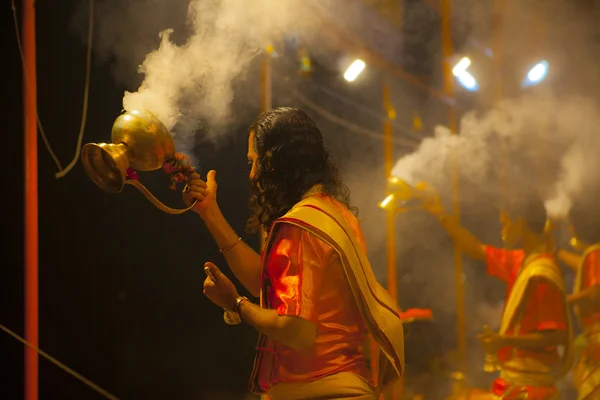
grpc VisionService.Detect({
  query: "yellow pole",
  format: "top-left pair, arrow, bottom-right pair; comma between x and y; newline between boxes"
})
261,47 -> 273,114
383,78 -> 397,303
491,0 -> 507,211
440,0 -> 467,379
259,47 -> 273,251
259,46 -> 272,400
383,77 -> 402,400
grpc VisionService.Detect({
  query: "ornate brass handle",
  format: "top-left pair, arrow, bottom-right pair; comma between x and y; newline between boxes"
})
124,179 -> 198,215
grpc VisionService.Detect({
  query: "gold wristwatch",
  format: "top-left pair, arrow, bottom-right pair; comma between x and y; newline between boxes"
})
223,296 -> 249,326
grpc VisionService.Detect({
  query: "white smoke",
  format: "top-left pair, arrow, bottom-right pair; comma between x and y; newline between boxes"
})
546,129 -> 600,218
392,93 -> 600,218
118,0 -> 328,154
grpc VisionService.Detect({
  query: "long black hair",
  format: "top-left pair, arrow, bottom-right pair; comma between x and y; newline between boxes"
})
246,107 -> 356,234
570,197 -> 600,244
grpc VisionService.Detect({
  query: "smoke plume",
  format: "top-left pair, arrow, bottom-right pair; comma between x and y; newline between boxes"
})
392,92 -> 600,220
72,0 -> 349,155
121,0 -> 310,149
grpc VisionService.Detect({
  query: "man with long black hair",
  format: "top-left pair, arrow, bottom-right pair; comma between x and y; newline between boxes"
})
183,107 -> 404,399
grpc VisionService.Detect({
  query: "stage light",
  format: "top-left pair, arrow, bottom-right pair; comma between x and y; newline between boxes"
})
379,194 -> 395,210
522,60 -> 548,87
344,59 -> 366,82
452,57 -> 479,92
452,57 -> 471,76
456,72 -> 478,91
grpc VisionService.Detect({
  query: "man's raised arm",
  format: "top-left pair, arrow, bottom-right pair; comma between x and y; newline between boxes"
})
422,195 -> 486,261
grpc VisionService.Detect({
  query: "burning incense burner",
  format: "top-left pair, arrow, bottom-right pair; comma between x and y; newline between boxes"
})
81,109 -> 197,214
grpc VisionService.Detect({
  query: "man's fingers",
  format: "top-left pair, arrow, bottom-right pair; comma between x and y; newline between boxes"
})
203,276 -> 216,289
204,265 -> 216,282
188,180 -> 207,189
187,191 -> 206,202
189,172 -> 201,180
206,170 -> 217,184
205,262 -> 224,280
189,185 -> 208,195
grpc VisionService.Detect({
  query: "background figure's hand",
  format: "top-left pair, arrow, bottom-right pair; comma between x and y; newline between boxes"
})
421,191 -> 445,216
477,330 -> 505,355
183,170 -> 218,215
203,262 -> 239,311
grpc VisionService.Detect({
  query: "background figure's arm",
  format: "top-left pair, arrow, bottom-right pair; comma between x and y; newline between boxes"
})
568,285 -> 600,306
239,300 -> 317,352
437,213 -> 486,261
201,206 -> 261,297
501,330 -> 567,351
557,249 -> 582,271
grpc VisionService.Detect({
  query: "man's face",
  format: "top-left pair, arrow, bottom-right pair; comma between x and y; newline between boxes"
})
500,211 -> 523,247
247,131 -> 259,181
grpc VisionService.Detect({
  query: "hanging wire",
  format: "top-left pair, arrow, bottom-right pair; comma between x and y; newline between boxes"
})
291,89 -> 419,150
0,323 -> 120,400
11,0 -> 94,179
54,0 -> 94,178
310,82 -> 424,142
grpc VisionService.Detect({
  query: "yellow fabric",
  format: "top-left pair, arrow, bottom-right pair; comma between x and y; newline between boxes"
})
574,350 -> 600,400
272,196 -> 405,393
573,244 -> 600,328
268,372 -> 376,400
499,360 -> 555,386
498,255 -> 574,381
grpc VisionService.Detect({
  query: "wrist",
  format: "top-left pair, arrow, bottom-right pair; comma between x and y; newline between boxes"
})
233,295 -> 249,314
198,203 -> 221,222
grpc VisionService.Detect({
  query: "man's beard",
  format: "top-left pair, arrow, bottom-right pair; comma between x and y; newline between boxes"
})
249,178 -> 264,196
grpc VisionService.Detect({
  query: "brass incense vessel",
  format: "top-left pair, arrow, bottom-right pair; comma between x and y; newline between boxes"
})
81,109 -> 197,214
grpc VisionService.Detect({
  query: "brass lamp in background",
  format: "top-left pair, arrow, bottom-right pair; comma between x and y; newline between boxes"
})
379,176 -> 432,214
81,109 -> 197,215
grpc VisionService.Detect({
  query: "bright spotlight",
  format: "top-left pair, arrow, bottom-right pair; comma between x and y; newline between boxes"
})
456,71 -> 479,91
344,59 -> 366,82
379,194 -> 395,210
452,56 -> 478,92
452,57 -> 471,76
522,60 -> 549,87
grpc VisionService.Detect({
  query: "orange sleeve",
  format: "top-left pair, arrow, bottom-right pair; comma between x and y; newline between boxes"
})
485,246 -> 525,283
266,224 -> 329,324
584,250 -> 600,288
529,279 -> 567,332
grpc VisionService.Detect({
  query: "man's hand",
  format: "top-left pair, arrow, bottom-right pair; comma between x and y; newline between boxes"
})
183,170 -> 218,215
203,262 -> 239,311
477,330 -> 506,355
421,192 -> 445,217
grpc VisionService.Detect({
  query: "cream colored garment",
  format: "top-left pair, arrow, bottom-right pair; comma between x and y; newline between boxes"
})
268,372 -> 376,400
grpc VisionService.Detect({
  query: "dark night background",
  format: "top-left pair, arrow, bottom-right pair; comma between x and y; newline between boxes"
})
1,1 -> 440,398
3,0 -> 599,399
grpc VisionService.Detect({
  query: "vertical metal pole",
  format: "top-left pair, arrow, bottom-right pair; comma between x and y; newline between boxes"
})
261,48 -> 272,114
492,0 -> 507,211
258,48 -> 272,251
440,0 -> 467,379
259,46 -> 272,400
383,78 -> 397,304
383,77 -> 401,400
22,0 -> 39,399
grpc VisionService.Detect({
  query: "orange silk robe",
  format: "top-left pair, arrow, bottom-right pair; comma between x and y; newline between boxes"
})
485,247 -> 567,400
578,248 -> 600,328
574,247 -> 600,399
253,194 -> 373,393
